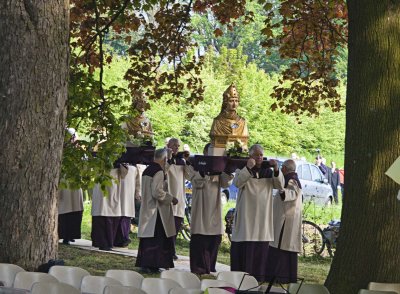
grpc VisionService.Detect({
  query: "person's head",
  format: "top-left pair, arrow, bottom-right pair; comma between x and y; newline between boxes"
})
164,137 -> 171,147
282,159 -> 296,175
331,161 -> 336,168
249,144 -> 264,167
67,128 -> 78,143
167,138 -> 180,155
183,144 -> 190,152
154,148 -> 168,169
203,143 -> 211,156
222,84 -> 240,112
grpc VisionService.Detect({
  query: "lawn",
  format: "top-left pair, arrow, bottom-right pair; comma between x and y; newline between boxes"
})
60,200 -> 342,283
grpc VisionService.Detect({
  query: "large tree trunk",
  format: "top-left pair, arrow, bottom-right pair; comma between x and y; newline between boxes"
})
0,1 -> 69,270
326,1 -> 400,293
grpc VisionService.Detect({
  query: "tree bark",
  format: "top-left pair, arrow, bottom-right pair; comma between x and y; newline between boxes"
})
326,1 -> 400,293
0,0 -> 69,270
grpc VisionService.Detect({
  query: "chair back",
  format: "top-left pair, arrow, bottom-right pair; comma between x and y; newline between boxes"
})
31,281 -> 80,294
103,285 -> 147,294
204,288 -> 234,294
0,286 -> 29,294
161,270 -> 201,289
49,265 -> 90,289
216,271 -> 258,290
359,289 -> 398,294
168,288 -> 203,294
13,272 -> 58,290
0,264 -> 25,287
141,278 -> 181,294
105,270 -> 144,288
368,282 -> 400,294
288,283 -> 330,294
80,276 -> 122,294
200,279 -> 236,291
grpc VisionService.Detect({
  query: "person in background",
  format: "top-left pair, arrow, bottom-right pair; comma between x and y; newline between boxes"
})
329,161 -> 341,204
339,168 -> 345,200
230,144 -> 284,281
265,159 -> 302,283
315,155 -> 328,176
136,148 -> 178,273
113,164 -> 141,247
58,188 -> 84,245
165,138 -> 191,260
188,143 -> 234,274
91,168 -> 122,251
58,129 -> 84,245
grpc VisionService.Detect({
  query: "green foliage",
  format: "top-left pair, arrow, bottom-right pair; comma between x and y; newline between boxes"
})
143,45 -> 345,161
64,43 -> 345,189
191,0 -> 288,73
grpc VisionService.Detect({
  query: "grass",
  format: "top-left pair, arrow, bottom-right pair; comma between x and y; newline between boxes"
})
63,200 -> 338,283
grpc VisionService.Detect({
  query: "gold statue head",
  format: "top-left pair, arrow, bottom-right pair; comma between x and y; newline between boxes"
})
222,83 -> 240,110
131,89 -> 148,113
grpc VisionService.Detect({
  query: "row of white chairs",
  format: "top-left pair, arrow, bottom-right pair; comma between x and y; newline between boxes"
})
0,264 -> 261,294
4,263 -> 397,294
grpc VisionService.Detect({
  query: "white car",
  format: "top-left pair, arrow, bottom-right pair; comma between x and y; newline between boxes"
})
292,160 -> 334,205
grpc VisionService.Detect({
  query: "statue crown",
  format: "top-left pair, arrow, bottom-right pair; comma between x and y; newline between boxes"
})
223,83 -> 239,101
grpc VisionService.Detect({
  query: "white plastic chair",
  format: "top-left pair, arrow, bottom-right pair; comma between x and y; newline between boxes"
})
288,283 -> 330,294
31,281 -> 80,294
141,278 -> 182,294
204,289 -> 232,294
49,265 -> 90,289
368,282 -> 400,294
168,288 -> 203,294
200,279 -> 236,291
161,270 -> 201,289
13,272 -> 58,290
359,289 -> 398,294
103,285 -> 147,294
105,269 -> 144,288
216,271 -> 259,291
80,276 -> 122,294
0,264 -> 25,287
0,287 -> 29,293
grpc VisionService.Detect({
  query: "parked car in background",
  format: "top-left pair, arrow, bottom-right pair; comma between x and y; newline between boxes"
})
292,159 -> 334,205
223,157 -> 333,205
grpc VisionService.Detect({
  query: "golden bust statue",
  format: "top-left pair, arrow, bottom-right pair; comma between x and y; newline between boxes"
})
209,84 -> 249,149
124,91 -> 154,146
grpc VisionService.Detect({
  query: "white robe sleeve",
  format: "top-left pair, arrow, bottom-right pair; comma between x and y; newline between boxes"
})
220,172 -> 234,188
151,171 -> 173,204
282,179 -> 301,202
272,169 -> 285,190
233,167 -> 253,189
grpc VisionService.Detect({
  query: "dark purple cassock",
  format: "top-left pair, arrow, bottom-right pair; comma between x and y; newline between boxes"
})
135,162 -> 175,270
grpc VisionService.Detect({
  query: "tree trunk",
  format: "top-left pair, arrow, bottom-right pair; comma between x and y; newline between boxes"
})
0,1 -> 69,270
326,1 -> 400,293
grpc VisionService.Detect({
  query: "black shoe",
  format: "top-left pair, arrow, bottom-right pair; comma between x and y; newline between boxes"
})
62,239 -> 70,245
99,247 -> 112,251
121,238 -> 132,247
173,254 -> 178,260
70,239 -> 75,242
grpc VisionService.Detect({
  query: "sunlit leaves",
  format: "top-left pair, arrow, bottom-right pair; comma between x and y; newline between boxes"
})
261,0 -> 348,116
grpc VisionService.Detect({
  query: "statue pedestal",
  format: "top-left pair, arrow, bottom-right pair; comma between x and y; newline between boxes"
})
208,147 -> 227,156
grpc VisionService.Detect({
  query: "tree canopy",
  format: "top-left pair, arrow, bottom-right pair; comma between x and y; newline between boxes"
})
65,0 -> 348,190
